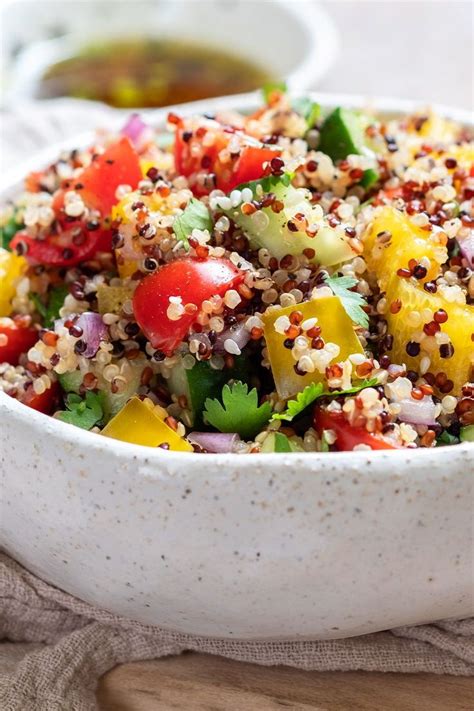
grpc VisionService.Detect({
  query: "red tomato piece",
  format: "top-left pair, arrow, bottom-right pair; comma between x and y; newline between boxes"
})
314,408 -> 398,451
174,119 -> 280,195
133,258 -> 244,355
229,146 -> 281,191
12,138 -> 141,268
0,319 -> 38,365
59,137 -> 142,215
19,381 -> 61,414
11,225 -> 112,268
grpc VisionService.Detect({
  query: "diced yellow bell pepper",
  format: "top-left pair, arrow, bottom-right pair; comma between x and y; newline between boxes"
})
433,144 -> 474,170
96,284 -> 134,315
0,248 -> 27,316
262,296 -> 364,399
364,207 -> 447,290
102,396 -> 193,451
418,114 -> 458,142
385,277 -> 474,395
140,159 -> 156,178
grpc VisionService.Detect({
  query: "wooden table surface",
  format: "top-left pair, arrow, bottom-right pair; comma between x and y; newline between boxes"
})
97,653 -> 474,710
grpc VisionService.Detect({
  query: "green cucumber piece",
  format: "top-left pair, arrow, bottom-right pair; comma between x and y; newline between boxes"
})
319,107 -> 379,187
460,425 -> 474,443
319,107 -> 368,161
58,370 -> 83,394
260,431 -> 305,453
167,356 -> 250,428
58,361 -> 144,421
225,180 -> 355,266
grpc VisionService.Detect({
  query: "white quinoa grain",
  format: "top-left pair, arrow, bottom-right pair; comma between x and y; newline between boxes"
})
223,339 -> 241,355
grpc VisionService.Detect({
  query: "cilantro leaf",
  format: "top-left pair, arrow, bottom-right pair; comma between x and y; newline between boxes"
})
272,382 -> 325,422
173,198 -> 212,250
204,381 -> 272,439
44,285 -> 69,327
29,285 -> 69,327
274,432 -> 292,452
324,274 -> 369,328
292,97 -> 321,128
29,292 -> 47,319
262,81 -> 287,103
436,430 -> 460,447
56,391 -> 104,430
0,216 -> 22,251
237,172 -> 292,195
272,378 -> 378,422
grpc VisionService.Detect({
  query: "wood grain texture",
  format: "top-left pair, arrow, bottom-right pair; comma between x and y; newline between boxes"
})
97,653 -> 474,711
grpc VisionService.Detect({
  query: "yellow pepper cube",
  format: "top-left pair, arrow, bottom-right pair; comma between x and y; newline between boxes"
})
102,396 -> 193,452
96,284 -> 134,315
386,278 -> 474,395
0,248 -> 27,317
262,296 -> 364,400
364,207 -> 447,289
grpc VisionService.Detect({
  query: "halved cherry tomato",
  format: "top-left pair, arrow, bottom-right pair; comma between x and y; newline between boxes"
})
55,137 -> 142,215
19,380 -> 61,414
0,318 -> 38,365
133,257 -> 244,355
314,408 -> 398,451
174,118 -> 280,195
11,224 -> 113,268
11,138 -> 141,268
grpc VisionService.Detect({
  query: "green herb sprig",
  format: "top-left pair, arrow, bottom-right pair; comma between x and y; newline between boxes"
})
204,381 -> 272,440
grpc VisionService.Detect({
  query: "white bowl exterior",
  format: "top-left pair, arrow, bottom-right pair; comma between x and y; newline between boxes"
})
1,93 -> 473,639
1,394 -> 473,639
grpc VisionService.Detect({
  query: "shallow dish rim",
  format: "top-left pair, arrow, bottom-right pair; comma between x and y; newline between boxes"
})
1,91 -> 473,463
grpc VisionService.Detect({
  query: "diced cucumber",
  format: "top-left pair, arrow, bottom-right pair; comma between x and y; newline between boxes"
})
224,180 -> 355,266
319,107 -> 379,186
101,363 -> 144,420
167,356 -> 250,427
260,431 -> 305,452
58,359 -> 145,422
58,370 -> 83,394
460,425 -> 474,443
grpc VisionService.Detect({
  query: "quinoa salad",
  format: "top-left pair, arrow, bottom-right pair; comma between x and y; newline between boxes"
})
1,89 -> 473,453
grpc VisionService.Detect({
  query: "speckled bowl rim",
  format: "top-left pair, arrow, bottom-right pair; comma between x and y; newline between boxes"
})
1,91 -> 473,465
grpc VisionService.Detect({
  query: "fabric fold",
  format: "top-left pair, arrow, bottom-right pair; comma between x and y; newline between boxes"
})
1,552 -> 472,711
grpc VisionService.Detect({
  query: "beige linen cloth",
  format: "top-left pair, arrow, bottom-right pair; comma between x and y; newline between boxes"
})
0,554 -> 473,710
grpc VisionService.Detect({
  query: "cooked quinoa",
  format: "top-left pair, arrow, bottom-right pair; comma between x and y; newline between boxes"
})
0,91 -> 473,453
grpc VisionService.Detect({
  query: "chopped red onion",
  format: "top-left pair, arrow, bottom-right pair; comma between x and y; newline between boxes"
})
188,432 -> 239,453
76,312 -> 107,358
121,113 -> 149,147
457,233 -> 474,268
214,322 -> 250,354
397,397 -> 438,426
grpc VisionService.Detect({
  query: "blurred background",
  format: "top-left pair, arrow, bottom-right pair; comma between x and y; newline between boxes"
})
0,0 -> 472,166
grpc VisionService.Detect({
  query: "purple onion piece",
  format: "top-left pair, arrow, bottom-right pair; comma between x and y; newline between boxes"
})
214,322 -> 250,355
187,432 -> 240,453
121,113 -> 148,146
397,397 -> 438,426
456,233 -> 474,268
76,312 -> 107,358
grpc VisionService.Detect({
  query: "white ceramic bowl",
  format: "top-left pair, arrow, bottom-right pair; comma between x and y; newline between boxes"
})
1,0 -> 338,106
1,94 -> 473,640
